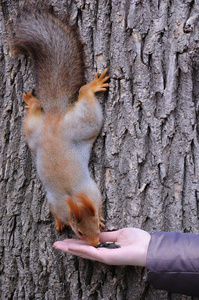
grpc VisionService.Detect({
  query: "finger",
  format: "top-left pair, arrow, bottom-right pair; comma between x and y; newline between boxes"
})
54,242 -> 97,261
61,238 -> 87,245
53,240 -> 71,251
59,242 -> 105,262
53,239 -> 87,249
99,230 -> 122,243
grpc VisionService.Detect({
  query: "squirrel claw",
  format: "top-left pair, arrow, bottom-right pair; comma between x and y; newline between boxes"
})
100,222 -> 105,229
23,90 -> 34,105
23,90 -> 42,112
78,69 -> 109,98
55,218 -> 66,232
100,216 -> 105,222
92,69 -> 109,93
99,215 -> 105,229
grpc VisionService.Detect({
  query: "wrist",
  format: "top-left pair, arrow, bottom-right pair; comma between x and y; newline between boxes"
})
142,233 -> 151,267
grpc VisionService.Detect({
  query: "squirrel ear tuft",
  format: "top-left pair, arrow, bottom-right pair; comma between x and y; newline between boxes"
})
67,196 -> 82,222
77,193 -> 96,216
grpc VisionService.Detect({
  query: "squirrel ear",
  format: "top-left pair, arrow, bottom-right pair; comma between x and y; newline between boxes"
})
67,196 -> 82,222
77,193 -> 96,216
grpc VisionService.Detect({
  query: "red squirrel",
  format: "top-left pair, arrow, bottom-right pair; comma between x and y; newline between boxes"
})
10,6 -> 109,246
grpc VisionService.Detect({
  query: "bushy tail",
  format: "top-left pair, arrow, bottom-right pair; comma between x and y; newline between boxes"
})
10,7 -> 85,112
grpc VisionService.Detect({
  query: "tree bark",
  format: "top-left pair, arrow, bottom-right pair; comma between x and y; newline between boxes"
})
1,0 -> 199,299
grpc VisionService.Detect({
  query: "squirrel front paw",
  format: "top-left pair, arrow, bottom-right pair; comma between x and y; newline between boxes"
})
55,218 -> 66,232
99,215 -> 105,229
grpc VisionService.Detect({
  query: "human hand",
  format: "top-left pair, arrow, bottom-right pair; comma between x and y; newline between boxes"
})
53,228 -> 151,266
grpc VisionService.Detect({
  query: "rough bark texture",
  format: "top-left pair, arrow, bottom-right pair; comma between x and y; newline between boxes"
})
1,0 -> 199,299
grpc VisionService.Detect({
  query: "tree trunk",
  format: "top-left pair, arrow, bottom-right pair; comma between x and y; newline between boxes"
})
1,0 -> 199,299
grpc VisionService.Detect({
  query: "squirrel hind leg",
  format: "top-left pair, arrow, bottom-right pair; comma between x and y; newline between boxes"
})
23,90 -> 42,110
23,90 -> 34,108
79,69 -> 109,98
93,68 -> 110,92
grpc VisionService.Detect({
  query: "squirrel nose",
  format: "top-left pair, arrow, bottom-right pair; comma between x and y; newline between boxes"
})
88,237 -> 99,247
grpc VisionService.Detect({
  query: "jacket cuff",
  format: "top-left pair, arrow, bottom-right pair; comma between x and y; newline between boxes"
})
146,232 -> 199,296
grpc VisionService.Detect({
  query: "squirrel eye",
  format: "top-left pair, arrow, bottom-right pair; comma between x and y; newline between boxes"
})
78,231 -> 83,236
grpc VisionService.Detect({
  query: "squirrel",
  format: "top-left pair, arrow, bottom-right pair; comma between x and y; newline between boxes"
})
10,6 -> 109,247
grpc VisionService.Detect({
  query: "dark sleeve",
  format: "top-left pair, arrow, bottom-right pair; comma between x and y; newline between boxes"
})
146,232 -> 199,296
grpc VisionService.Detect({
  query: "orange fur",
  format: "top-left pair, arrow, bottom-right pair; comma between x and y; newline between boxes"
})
77,193 -> 96,216
67,196 -> 82,222
23,91 -> 43,146
49,207 -> 66,232
38,113 -> 77,193
23,90 -> 41,108
78,69 -> 109,101
55,217 -> 66,232
98,206 -> 105,228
